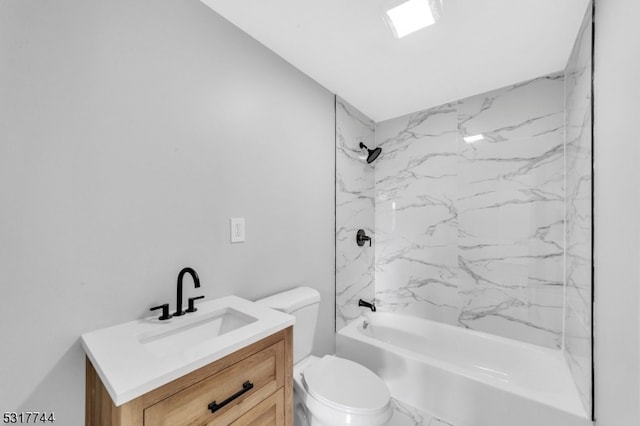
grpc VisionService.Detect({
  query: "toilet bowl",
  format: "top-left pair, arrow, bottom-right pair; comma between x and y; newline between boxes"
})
293,355 -> 392,426
256,287 -> 392,426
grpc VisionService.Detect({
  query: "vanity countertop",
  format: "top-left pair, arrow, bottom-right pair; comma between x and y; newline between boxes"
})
80,295 -> 294,406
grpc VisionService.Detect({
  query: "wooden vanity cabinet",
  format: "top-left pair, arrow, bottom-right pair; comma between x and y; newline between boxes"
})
86,327 -> 293,426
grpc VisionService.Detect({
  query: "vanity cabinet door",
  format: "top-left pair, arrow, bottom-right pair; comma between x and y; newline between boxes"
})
227,388 -> 284,426
143,341 -> 284,426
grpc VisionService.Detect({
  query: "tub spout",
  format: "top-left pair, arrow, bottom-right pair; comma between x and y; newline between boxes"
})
358,299 -> 376,312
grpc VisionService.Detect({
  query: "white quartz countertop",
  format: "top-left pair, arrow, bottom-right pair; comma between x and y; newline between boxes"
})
80,295 -> 294,406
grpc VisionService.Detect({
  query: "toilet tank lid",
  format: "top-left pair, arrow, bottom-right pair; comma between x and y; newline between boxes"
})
256,287 -> 320,314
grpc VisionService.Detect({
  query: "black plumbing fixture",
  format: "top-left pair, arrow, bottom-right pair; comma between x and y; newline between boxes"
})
356,229 -> 372,247
359,142 -> 382,164
358,299 -> 376,312
186,295 -> 205,313
174,267 -> 201,316
150,303 -> 172,320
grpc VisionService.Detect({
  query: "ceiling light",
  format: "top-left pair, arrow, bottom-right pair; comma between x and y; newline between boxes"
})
463,134 -> 485,143
384,0 -> 442,39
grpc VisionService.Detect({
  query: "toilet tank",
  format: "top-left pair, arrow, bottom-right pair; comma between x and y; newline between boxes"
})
256,287 -> 320,364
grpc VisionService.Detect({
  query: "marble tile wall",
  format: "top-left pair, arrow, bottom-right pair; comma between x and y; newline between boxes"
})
375,74 -> 566,348
375,104 -> 460,325
335,96 -> 376,330
564,4 -> 593,414
456,74 -> 566,348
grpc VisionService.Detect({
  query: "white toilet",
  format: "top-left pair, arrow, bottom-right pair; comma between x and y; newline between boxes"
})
257,287 -> 392,426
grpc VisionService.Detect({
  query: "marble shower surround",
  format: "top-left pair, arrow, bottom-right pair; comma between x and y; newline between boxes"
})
564,4 -> 593,414
375,74 -> 566,349
335,96 -> 376,330
334,6 -> 593,417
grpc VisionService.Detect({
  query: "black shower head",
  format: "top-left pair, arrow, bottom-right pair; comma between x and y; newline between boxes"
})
359,142 -> 382,164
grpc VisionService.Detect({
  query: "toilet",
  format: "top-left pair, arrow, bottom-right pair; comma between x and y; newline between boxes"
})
257,287 -> 392,426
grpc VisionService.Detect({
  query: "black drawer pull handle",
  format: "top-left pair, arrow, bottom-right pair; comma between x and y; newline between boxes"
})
208,381 -> 254,414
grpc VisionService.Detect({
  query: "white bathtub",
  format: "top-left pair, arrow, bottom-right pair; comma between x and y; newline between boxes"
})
336,313 -> 591,426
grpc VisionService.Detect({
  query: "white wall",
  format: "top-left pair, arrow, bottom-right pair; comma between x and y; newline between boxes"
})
0,1 -> 335,424
594,0 -> 640,424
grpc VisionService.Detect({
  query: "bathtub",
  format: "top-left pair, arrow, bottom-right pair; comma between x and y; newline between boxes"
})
336,313 -> 591,426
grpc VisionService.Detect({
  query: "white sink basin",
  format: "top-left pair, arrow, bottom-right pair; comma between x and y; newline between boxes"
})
80,295 -> 294,406
138,307 -> 257,358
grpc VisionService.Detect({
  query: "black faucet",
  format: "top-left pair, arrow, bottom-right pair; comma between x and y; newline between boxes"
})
174,267 -> 200,316
358,299 -> 376,312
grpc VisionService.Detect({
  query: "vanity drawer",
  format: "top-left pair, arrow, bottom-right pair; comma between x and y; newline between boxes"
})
229,388 -> 284,426
144,341 -> 284,426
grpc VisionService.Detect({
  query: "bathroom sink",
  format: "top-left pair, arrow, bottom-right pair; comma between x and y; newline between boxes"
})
80,295 -> 294,406
137,307 -> 257,358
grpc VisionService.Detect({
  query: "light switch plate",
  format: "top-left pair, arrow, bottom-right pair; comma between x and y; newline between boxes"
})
230,218 -> 245,243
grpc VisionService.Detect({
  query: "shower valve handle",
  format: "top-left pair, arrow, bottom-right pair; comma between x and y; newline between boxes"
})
356,229 -> 372,247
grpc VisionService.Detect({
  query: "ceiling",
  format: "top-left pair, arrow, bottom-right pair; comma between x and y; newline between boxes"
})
200,0 -> 591,122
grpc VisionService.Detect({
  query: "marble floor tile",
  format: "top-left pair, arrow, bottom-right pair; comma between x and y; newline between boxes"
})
388,398 -> 455,426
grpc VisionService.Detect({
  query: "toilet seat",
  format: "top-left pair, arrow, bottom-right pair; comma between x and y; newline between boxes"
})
302,355 -> 390,415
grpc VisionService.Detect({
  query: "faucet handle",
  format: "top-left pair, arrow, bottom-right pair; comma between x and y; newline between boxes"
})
150,303 -> 173,320
186,295 -> 205,313
356,229 -> 372,247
